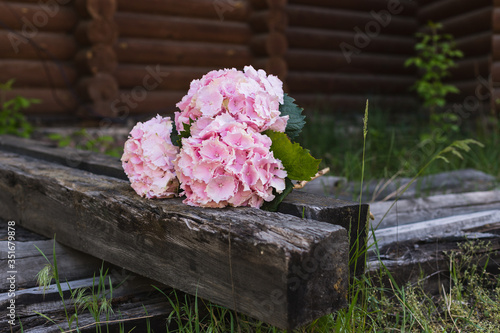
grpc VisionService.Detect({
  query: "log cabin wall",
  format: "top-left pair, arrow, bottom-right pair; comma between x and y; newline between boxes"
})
0,0 -> 79,119
112,0 -> 252,117
284,0 -> 419,112
0,0 -> 498,121
417,0 -> 494,114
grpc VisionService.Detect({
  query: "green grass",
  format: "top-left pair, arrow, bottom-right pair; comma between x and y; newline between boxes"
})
298,109 -> 500,182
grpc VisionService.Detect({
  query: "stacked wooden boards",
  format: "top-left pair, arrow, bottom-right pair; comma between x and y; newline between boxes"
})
0,135 -> 369,330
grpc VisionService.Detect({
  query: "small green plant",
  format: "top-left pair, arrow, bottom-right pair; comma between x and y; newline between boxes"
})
0,79 -> 39,138
48,128 -> 123,158
406,21 -> 464,140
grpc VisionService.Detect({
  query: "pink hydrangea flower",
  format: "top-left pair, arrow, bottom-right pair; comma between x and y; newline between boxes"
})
174,116 -> 287,208
175,66 -> 288,134
122,115 -> 179,199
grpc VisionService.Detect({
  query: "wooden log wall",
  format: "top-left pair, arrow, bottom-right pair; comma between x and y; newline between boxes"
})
1,0 -> 499,119
417,0 -> 494,113
112,0 -> 252,116
284,0 -> 420,112
0,1 -> 79,116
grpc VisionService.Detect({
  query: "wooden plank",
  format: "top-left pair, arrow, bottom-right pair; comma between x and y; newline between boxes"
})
418,0 -> 491,23
370,190 -> 500,230
370,210 -> 500,250
0,275 -> 173,331
0,149 -> 349,330
367,211 -> 500,290
0,238 -> 102,290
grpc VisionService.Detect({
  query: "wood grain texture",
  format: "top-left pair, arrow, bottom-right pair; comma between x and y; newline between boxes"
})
0,148 -> 349,329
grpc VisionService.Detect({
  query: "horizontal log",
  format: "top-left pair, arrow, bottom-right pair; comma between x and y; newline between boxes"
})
0,29 -> 77,60
114,12 -> 251,44
74,44 -> 118,74
3,88 -> 77,114
248,0 -> 287,10
250,32 -> 288,56
113,90 -> 187,115
456,31 -> 492,57
253,56 -> 288,79
285,49 -> 413,75
287,72 -> 414,94
286,4 -> 418,36
432,6 -> 492,38
0,133 -> 368,279
450,56 -> 490,80
286,0 -> 417,16
117,0 -> 249,21
286,27 -> 415,55
0,59 -> 77,88
370,190 -> 500,230
113,64 -> 211,90
114,38 -> 252,68
74,0 -> 116,19
248,9 -> 288,33
0,149 -> 349,329
418,0 -> 492,23
74,18 -> 119,45
0,2 -> 78,32
291,93 -> 418,112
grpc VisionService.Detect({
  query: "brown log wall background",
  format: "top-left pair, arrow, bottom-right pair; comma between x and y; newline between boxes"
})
417,0 -> 494,114
0,0 -> 497,121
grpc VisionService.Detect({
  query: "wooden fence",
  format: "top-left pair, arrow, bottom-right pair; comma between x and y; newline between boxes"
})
0,0 -> 498,121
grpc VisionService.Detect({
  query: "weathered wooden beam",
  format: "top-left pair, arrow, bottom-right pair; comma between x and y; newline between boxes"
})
0,135 -> 368,275
370,190 -> 500,230
0,146 -> 349,329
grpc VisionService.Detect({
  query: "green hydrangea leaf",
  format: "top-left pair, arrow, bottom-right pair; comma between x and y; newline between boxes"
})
265,130 -> 320,181
279,93 -> 305,140
261,177 -> 294,212
172,121 -> 192,148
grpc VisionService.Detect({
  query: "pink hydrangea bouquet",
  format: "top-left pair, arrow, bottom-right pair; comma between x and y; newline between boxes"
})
122,66 -> 320,211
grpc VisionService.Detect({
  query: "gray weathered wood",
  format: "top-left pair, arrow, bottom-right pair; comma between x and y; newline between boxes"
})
370,190 -> 500,229
0,134 -> 368,277
0,150 -> 348,330
367,210 -> 500,291
0,275 -> 173,332
279,191 -> 369,277
0,238 -> 102,291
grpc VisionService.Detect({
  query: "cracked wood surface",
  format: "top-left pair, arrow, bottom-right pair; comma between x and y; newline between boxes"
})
0,146 -> 350,329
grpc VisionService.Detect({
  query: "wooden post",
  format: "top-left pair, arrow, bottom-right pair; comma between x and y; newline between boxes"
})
73,0 -> 119,117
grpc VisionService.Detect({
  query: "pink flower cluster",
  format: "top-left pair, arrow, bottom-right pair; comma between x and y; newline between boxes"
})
122,115 -> 179,199
175,66 -> 288,134
174,114 -> 287,208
